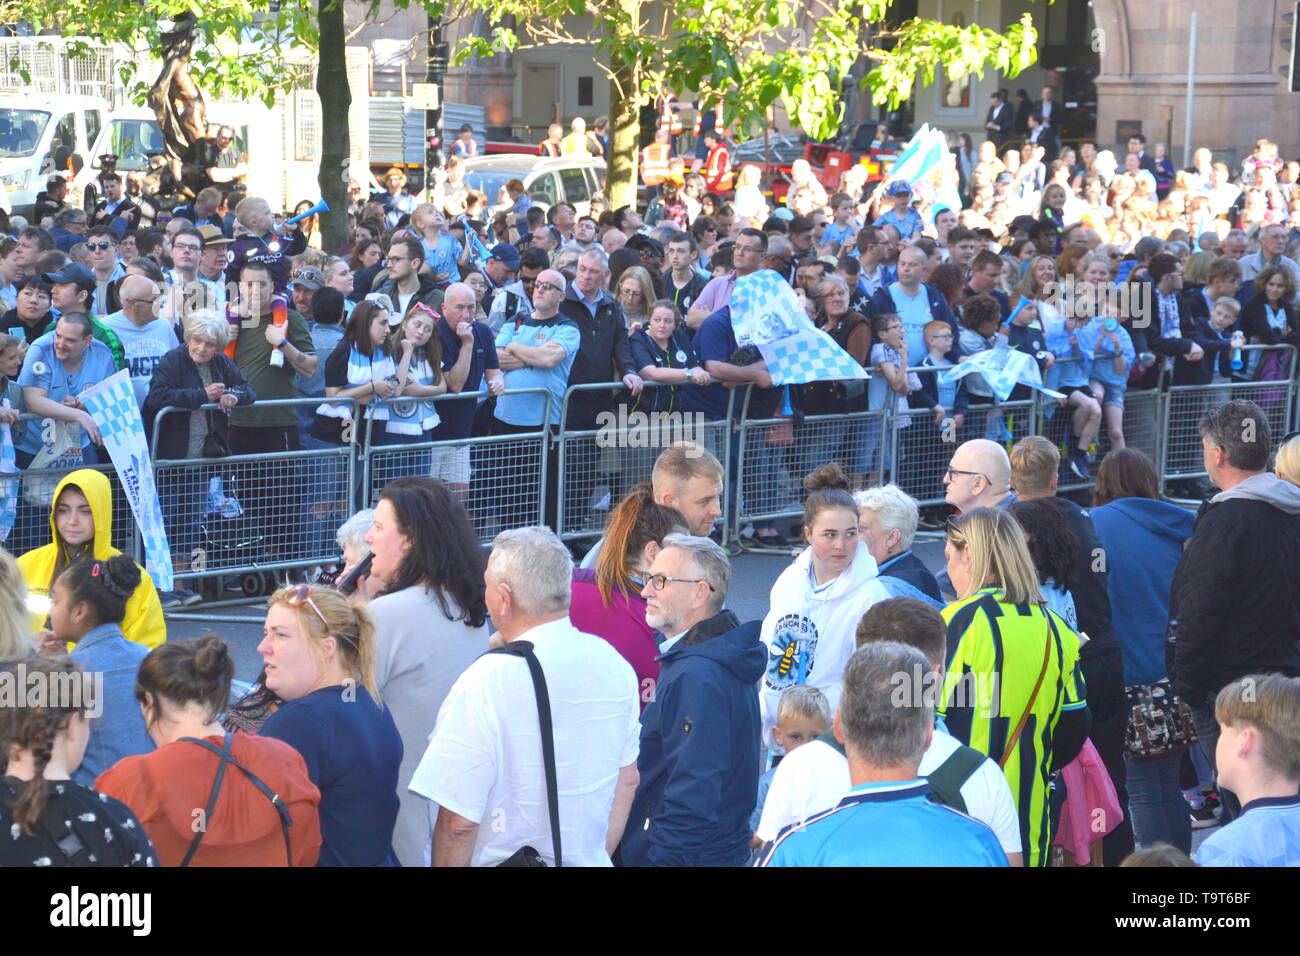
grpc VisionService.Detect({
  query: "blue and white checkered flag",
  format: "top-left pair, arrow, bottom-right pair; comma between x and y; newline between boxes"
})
940,347 -> 1065,403
731,270 -> 867,385
79,369 -> 174,591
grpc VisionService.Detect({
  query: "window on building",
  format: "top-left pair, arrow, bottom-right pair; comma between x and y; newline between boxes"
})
941,13 -> 971,109
578,76 -> 594,107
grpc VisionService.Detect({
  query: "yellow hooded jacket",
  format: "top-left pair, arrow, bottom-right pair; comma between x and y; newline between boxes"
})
16,469 -> 167,650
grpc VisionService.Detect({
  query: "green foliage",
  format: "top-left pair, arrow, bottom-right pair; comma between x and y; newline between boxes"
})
864,13 -> 1039,109
454,0 -> 1040,145
0,0 -> 449,106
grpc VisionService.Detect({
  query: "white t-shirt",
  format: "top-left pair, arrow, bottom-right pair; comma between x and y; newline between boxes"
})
755,733 -> 1022,856
100,311 -> 180,407
409,616 -> 640,867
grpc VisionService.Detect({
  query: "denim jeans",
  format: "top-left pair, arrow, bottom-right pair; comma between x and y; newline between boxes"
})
1125,751 -> 1192,854
1190,701 -> 1241,821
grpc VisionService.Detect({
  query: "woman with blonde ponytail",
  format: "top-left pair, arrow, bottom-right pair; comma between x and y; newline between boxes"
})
258,584 -> 402,866
0,657 -> 157,867
570,483 -> 688,710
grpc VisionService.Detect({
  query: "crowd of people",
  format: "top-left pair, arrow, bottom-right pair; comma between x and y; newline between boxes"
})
2,423 -> 1298,868
2,110 -> 1300,867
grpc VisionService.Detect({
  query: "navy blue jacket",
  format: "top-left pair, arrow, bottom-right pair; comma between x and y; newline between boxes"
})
619,611 -> 765,867
877,550 -> 942,602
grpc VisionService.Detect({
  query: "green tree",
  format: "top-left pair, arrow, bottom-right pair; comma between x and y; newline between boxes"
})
0,0 -> 447,250
456,0 -> 1040,208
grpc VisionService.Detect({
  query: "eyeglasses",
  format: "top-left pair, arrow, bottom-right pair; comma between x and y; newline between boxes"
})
86,241 -> 116,251
533,281 -> 564,294
945,466 -> 987,482
173,243 -> 201,253
519,274 -> 539,285
645,574 -> 716,592
387,255 -> 412,263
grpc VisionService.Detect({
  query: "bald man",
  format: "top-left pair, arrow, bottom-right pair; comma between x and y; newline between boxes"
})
943,438 -> 1016,513
492,267 -> 582,529
601,228 -> 628,254
101,273 -> 179,407
427,281 -> 503,495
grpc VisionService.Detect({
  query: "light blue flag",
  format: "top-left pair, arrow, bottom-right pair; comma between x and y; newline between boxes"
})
886,127 -> 947,189
730,270 -> 868,386
940,347 -> 1064,403
467,226 -> 492,268
79,369 -> 174,590
0,399 -> 16,544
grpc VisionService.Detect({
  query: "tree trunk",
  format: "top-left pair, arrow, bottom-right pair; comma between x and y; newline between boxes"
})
606,0 -> 641,210
316,0 -> 351,253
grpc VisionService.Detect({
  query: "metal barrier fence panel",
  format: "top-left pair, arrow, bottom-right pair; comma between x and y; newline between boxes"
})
151,398 -> 360,586
889,391 -> 1038,509
733,406 -> 889,533
555,383 -> 733,543
1035,358 -> 1167,493
1158,346 -> 1296,497
2,450 -> 138,561
350,388 -> 552,545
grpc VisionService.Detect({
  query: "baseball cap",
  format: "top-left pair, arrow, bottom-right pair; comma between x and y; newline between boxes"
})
996,171 -> 1016,185
887,180 -> 913,196
488,243 -> 521,270
291,266 -> 326,291
772,207 -> 795,221
197,224 -> 231,247
43,263 -> 95,290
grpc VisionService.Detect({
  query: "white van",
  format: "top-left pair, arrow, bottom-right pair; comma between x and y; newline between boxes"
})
0,94 -> 110,218
72,102 -> 322,216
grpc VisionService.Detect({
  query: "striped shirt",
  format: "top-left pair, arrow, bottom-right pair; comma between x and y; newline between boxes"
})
939,587 -> 1087,867
758,779 -> 1007,867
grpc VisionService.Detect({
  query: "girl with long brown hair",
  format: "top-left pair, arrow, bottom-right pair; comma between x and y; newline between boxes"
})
570,483 -> 688,710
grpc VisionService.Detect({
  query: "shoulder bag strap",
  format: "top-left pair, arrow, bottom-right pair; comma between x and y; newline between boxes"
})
180,733 -> 295,867
998,611 -> 1054,769
486,641 -> 562,867
179,732 -> 233,867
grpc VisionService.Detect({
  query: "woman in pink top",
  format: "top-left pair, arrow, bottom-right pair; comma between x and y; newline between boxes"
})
570,484 -> 688,710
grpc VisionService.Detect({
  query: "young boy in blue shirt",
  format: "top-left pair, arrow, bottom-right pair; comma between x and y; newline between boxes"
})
1195,674 -> 1300,867
1046,311 -> 1103,479
873,180 -> 925,240
750,686 -> 831,844
821,194 -> 859,254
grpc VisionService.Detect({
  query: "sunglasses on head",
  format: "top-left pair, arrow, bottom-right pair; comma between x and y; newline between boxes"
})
281,584 -> 359,648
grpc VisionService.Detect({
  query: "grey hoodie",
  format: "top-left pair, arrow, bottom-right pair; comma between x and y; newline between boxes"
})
1211,471 -> 1300,514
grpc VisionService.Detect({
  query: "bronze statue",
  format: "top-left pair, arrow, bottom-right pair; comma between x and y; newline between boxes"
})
147,13 -> 216,201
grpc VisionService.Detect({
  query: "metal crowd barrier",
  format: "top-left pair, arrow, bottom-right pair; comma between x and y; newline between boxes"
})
733,385 -> 887,541
6,349 -> 1298,604
361,387 -> 553,543
4,415 -> 140,560
1157,345 -> 1297,501
149,397 -> 360,596
554,382 -> 734,543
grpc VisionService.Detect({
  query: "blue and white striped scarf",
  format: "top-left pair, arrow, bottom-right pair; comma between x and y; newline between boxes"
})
385,353 -> 441,435
315,346 -> 398,424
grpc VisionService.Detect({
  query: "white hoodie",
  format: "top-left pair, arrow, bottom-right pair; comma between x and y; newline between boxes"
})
759,540 -> 892,750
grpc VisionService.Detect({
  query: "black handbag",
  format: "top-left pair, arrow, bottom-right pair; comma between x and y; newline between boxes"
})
179,732 -> 295,867
487,641 -> 562,868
